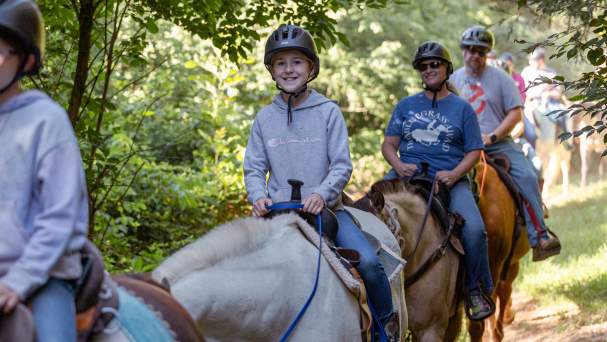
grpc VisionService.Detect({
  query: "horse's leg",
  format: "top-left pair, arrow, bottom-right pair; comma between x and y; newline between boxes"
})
560,155 -> 569,196
417,326 -> 446,342
580,139 -> 589,187
542,153 -> 558,197
500,260 -> 519,328
490,280 -> 512,341
468,319 -> 485,342
443,304 -> 463,342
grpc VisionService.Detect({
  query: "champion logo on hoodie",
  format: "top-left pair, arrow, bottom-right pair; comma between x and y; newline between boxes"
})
267,136 -> 322,148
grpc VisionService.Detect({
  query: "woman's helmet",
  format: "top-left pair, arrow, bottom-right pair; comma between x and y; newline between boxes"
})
412,41 -> 453,75
264,24 -> 319,81
0,0 -> 44,76
460,25 -> 494,50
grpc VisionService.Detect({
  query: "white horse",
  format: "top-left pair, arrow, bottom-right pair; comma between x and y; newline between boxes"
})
152,207 -> 407,342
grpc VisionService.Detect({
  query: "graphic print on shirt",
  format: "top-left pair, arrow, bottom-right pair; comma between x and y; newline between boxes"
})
460,80 -> 487,115
266,136 -> 322,148
402,109 -> 454,152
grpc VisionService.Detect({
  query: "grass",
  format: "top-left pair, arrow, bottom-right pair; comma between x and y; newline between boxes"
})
516,179 -> 607,327
453,178 -> 607,341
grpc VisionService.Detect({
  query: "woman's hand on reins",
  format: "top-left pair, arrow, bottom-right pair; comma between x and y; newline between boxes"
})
435,170 -> 458,188
395,162 -> 418,177
303,193 -> 324,215
253,198 -> 273,217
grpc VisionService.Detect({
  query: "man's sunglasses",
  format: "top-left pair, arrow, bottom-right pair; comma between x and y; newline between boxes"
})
465,46 -> 490,57
415,61 -> 443,72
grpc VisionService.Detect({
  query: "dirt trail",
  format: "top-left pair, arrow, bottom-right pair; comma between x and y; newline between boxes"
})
503,292 -> 607,341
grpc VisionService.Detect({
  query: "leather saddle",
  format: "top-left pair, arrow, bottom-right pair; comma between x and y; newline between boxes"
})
476,153 -> 526,225
264,179 -> 339,242
404,165 -> 465,255
0,240 -> 120,342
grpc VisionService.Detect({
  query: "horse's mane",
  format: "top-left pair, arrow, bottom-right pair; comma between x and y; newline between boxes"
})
370,179 -> 427,220
152,213 -> 305,285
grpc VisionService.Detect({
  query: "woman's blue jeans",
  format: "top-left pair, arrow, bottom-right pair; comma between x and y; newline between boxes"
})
449,180 -> 494,293
334,209 -> 393,322
31,277 -> 77,342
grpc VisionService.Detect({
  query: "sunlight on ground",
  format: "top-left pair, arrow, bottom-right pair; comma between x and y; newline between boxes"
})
504,179 -> 607,340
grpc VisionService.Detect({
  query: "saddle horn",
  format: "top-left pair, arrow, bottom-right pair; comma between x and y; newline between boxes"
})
287,179 -> 304,202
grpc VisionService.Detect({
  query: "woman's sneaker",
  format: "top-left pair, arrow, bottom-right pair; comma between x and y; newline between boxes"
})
373,312 -> 400,342
465,289 -> 495,321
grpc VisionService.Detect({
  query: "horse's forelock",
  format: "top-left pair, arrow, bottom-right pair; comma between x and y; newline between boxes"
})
370,178 -> 407,195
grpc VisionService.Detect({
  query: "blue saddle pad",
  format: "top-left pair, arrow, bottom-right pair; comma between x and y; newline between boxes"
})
116,287 -> 175,342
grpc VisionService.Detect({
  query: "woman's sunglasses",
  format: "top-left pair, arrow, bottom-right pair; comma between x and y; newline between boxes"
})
415,61 -> 443,71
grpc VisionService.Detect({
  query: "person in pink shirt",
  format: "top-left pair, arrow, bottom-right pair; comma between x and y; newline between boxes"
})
500,52 -> 537,148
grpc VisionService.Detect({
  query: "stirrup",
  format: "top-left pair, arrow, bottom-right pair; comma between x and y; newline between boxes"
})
464,288 -> 495,321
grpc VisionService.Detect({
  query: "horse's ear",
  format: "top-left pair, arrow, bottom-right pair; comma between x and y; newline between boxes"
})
368,190 -> 385,212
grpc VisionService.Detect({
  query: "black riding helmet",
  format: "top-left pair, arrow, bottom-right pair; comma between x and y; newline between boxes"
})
0,0 -> 44,76
264,24 -> 320,126
412,41 -> 453,75
460,25 -> 494,50
413,41 -> 453,108
264,24 -> 319,81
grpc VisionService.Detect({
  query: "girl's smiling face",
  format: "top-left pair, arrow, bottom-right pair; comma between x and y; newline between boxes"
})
270,49 -> 313,93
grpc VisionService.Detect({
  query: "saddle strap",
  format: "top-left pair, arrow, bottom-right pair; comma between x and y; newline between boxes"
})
404,213 -> 462,288
348,266 -> 372,341
77,275 -> 120,342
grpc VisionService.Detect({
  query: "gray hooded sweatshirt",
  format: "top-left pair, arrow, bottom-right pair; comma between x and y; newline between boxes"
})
0,90 -> 88,300
244,90 -> 352,208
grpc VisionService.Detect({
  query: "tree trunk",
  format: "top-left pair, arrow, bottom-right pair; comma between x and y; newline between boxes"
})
67,0 -> 95,123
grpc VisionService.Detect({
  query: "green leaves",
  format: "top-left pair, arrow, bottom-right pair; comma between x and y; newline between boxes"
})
587,48 -> 605,66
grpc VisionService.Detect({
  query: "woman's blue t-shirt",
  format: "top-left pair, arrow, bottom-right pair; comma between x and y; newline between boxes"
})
385,92 -> 484,177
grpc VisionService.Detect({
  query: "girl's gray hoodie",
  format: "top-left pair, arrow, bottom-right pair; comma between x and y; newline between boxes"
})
0,90 -> 87,300
244,90 -> 353,208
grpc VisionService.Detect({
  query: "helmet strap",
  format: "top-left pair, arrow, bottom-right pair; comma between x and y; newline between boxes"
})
274,68 -> 315,126
276,83 -> 308,126
0,57 -> 27,96
422,76 -> 449,108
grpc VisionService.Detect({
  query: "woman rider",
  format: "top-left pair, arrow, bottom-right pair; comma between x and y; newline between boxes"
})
381,41 -> 495,321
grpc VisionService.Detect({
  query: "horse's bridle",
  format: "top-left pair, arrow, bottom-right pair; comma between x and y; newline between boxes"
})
381,179 -> 461,289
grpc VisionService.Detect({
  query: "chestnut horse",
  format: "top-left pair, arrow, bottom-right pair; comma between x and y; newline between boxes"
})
471,155 -> 530,341
352,179 -> 462,342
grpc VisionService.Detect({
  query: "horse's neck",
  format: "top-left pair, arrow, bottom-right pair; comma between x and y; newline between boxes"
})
153,214 -> 300,285
386,195 -> 441,264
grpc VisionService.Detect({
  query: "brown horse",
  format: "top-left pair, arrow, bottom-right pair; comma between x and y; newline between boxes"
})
471,156 -> 530,341
352,179 -> 462,342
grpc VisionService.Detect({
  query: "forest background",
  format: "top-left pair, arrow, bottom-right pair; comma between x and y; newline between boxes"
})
32,0 -> 602,272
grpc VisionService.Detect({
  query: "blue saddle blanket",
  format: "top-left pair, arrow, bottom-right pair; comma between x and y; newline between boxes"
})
116,287 -> 175,342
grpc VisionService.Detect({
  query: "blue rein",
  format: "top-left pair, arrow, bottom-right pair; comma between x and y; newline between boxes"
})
267,203 -> 323,342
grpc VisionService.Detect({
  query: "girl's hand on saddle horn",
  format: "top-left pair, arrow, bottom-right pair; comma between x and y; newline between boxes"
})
0,284 -> 19,314
435,170 -> 458,188
395,162 -> 418,177
303,193 -> 325,215
253,198 -> 273,217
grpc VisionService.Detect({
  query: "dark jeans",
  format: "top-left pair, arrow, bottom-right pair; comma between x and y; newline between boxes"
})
334,210 -> 394,322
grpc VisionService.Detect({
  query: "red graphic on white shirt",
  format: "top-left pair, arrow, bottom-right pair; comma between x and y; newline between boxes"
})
462,83 -> 486,116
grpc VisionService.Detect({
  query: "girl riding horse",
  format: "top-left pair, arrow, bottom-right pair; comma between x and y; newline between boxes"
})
243,24 -> 398,340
